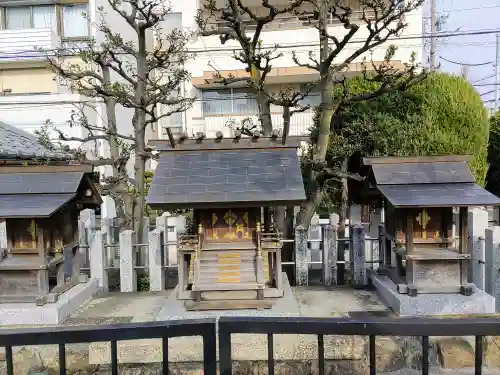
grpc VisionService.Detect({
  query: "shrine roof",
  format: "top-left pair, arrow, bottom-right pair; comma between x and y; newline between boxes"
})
364,155 -> 475,185
147,139 -> 306,209
362,155 -> 500,208
0,120 -> 72,161
0,165 -> 100,218
377,183 -> 500,208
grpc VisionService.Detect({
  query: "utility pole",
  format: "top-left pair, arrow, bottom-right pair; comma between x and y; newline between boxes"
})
430,0 -> 437,71
495,33 -> 500,113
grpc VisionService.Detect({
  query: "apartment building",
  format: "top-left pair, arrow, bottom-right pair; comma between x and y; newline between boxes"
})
159,0 -> 423,139
0,0 -> 423,150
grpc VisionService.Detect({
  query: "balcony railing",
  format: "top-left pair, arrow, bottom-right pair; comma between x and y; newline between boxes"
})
0,27 -> 60,60
1,316 -> 498,375
206,11 -> 369,32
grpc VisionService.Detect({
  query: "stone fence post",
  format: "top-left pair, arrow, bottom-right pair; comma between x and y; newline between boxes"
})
0,219 -> 7,250
78,209 -> 96,279
120,230 -> 136,292
368,211 -> 381,271
322,224 -> 338,285
90,231 -> 108,292
485,226 -> 500,312
294,225 -> 308,286
468,208 -> 488,289
148,227 -> 165,292
350,224 -> 367,288
101,217 -> 116,267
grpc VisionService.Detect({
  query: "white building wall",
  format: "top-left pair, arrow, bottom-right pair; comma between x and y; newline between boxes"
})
166,0 -> 423,138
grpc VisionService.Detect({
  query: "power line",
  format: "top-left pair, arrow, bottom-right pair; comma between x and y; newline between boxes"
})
0,27 -> 498,59
439,56 -> 493,66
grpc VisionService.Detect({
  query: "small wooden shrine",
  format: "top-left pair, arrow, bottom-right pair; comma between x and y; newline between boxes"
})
147,134 -> 306,308
363,155 -> 500,297
0,121 -> 102,305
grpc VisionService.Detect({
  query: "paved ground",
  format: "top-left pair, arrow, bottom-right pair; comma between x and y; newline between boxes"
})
65,285 -> 391,325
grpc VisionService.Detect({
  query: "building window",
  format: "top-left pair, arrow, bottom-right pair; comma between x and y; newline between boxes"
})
6,5 -> 56,30
202,88 -> 258,116
61,4 -> 89,38
3,3 -> 89,39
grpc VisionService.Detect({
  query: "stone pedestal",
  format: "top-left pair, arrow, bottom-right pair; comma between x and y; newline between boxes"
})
370,272 -> 495,316
120,230 -> 136,292
294,225 -> 308,286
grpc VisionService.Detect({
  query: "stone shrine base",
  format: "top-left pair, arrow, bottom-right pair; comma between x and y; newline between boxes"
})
0,278 -> 99,325
156,272 -> 299,320
370,272 -> 495,316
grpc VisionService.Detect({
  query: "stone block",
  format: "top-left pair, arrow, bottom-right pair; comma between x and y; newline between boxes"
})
120,230 -> 136,292
371,273 -> 495,316
411,260 -> 461,287
437,337 -> 475,369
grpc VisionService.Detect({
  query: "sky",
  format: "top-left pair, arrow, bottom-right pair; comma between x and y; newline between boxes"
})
433,0 -> 500,113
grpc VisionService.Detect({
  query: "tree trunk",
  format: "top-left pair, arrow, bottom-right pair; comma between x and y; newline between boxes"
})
338,157 -> 349,235
102,66 -> 132,229
250,65 -> 272,136
132,27 -> 148,240
296,0 -> 334,229
274,105 -> 292,232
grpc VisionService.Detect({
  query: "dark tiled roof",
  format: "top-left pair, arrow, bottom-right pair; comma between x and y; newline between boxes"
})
147,147 -> 306,208
0,172 -> 84,194
0,193 -> 76,218
378,183 -> 500,208
0,171 -> 86,217
0,120 -> 71,160
372,161 -> 475,185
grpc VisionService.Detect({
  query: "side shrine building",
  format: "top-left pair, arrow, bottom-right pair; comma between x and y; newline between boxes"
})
361,155 -> 500,316
147,135 -> 306,309
0,121 -> 102,309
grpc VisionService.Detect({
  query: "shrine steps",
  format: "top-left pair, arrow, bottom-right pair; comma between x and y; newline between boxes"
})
198,250 -> 258,285
194,247 -> 272,301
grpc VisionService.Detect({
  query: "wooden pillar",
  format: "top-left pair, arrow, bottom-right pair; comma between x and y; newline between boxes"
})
459,206 -> 469,286
405,210 -> 414,254
36,220 -> 45,264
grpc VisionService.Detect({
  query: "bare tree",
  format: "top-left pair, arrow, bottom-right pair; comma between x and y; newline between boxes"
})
290,0 -> 425,228
45,0 -> 194,232
196,0 -> 307,136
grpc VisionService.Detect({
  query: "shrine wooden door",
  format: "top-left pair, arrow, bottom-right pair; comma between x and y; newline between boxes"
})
202,208 -> 258,242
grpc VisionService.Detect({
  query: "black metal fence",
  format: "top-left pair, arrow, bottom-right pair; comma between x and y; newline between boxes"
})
2,316 -> 499,375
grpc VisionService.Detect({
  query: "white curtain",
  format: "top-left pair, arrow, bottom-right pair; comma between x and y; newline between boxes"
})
62,4 -> 89,38
6,7 -> 31,30
202,89 -> 232,115
33,5 -> 56,30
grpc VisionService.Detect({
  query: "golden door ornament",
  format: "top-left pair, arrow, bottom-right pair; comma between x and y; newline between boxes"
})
416,209 -> 430,239
224,211 -> 237,226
